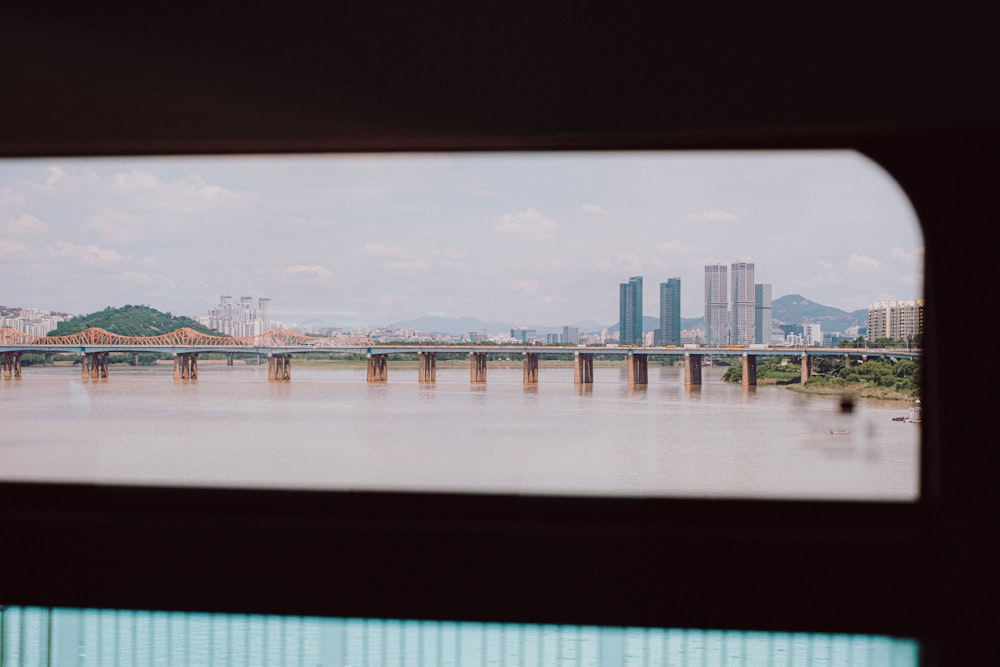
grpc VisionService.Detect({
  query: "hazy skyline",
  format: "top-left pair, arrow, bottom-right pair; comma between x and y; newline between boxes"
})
1,151 -> 923,329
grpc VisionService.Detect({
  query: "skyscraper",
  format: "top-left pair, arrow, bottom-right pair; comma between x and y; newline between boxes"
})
704,265 -> 728,345
659,278 -> 681,346
730,262 -> 755,346
258,297 -> 271,332
754,284 -> 772,345
619,276 -> 643,346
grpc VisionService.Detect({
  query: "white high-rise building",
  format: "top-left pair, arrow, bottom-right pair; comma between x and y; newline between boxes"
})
730,262 -> 755,346
704,265 -> 728,345
805,323 -> 823,346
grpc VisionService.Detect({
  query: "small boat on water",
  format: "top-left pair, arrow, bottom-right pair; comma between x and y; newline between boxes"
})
892,400 -> 922,423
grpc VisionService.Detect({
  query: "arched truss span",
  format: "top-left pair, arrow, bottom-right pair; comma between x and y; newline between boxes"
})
0,326 -> 371,348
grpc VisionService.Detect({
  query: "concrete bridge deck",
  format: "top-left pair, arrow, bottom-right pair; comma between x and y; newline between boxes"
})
1,325 -> 919,386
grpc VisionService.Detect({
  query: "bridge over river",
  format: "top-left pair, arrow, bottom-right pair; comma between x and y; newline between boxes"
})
1,326 -> 919,387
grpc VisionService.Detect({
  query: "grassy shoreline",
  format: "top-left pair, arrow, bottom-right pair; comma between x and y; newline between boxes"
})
746,376 -> 917,402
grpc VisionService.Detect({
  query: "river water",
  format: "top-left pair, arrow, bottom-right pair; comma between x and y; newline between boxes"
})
1,362 -> 918,500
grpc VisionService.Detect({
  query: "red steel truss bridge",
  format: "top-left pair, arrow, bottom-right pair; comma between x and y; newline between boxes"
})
0,326 -> 371,350
1,326 -> 372,380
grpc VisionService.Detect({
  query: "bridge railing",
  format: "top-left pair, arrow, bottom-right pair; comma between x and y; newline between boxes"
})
0,326 -> 372,349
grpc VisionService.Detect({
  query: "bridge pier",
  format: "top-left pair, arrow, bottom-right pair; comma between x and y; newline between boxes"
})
367,353 -> 387,383
173,353 -> 198,380
742,354 -> 757,387
132,352 -> 140,366
418,352 -> 436,384
268,354 -> 291,381
2,351 -> 22,379
627,352 -> 647,386
82,352 -> 109,380
227,353 -> 234,367
574,352 -> 594,385
801,354 -> 812,383
522,352 -> 539,385
470,352 -> 488,384
684,353 -> 703,386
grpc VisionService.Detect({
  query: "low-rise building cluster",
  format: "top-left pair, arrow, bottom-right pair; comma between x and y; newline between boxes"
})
0,306 -> 72,336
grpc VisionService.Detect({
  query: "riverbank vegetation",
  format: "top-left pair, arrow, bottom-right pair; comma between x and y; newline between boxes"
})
721,355 -> 920,401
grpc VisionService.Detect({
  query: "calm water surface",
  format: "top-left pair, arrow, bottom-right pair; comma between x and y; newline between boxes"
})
1,363 -> 919,500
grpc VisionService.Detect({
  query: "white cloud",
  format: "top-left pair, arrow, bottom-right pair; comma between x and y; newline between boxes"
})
890,245 -> 924,266
373,291 -> 412,307
45,166 -> 66,186
110,169 -> 162,192
139,256 -> 165,267
0,186 -> 26,206
270,264 -> 332,281
385,259 -> 430,271
100,170 -> 243,224
687,209 -> 739,222
432,247 -> 463,259
361,243 -> 431,270
615,253 -> 643,273
51,241 -> 123,267
656,240 -> 694,255
363,243 -> 407,258
115,271 -> 176,288
0,238 -> 28,257
494,208 -> 557,240
586,253 -> 645,275
844,254 -> 882,272
2,214 -> 48,235
178,175 -> 242,202
513,279 -> 541,296
85,209 -> 145,242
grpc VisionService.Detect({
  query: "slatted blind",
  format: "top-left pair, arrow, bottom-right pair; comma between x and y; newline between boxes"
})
1,606 -> 918,666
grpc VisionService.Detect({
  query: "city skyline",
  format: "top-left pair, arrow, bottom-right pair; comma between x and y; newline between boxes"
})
1,151 -> 923,328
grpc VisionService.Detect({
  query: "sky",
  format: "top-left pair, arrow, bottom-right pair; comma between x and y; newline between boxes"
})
0,150 -> 923,330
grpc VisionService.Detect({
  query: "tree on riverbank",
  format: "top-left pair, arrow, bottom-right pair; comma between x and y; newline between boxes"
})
722,356 -> 920,399
37,305 -> 219,367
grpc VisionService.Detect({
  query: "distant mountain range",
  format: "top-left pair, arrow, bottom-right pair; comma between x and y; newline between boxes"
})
769,294 -> 868,334
393,294 -> 868,337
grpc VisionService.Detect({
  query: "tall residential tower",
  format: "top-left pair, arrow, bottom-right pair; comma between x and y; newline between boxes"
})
704,265 -> 728,345
619,276 -> 643,346
754,283 -> 772,345
659,278 -> 681,346
729,262 -> 756,346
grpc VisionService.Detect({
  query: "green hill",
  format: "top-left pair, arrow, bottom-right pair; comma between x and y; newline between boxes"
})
668,295 -> 866,335
49,305 -> 219,337
772,294 -> 866,333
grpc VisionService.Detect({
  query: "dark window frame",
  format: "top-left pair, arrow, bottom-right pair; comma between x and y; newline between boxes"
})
2,7 -> 996,666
